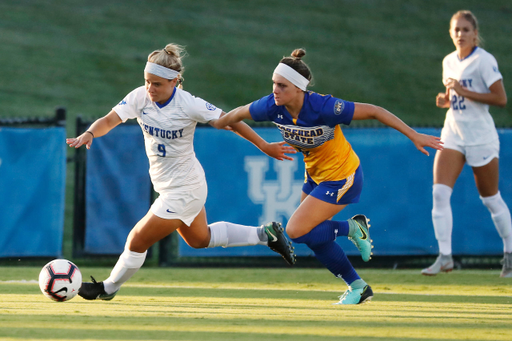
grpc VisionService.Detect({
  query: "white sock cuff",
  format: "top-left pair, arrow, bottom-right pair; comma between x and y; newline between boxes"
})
208,221 -> 228,248
121,249 -> 147,268
433,183 -> 453,196
480,191 -> 506,214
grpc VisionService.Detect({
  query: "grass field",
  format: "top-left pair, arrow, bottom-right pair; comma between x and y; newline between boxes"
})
1,267 -> 511,341
1,0 -> 511,128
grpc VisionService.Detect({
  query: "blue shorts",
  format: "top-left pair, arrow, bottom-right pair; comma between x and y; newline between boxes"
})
302,166 -> 363,205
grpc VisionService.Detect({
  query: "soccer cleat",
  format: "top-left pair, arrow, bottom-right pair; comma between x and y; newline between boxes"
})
348,214 -> 373,262
334,285 -> 373,305
500,252 -> 512,278
78,276 -> 117,301
264,222 -> 296,265
421,254 -> 454,276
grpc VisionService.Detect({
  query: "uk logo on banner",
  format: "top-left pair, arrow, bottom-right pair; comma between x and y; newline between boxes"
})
244,156 -> 303,225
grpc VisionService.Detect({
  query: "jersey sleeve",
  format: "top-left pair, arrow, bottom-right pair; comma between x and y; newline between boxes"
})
321,96 -> 355,127
181,91 -> 223,123
249,94 -> 274,122
112,87 -> 146,122
442,56 -> 449,84
480,52 -> 503,89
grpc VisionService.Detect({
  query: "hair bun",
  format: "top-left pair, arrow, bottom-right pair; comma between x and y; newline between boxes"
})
291,48 -> 306,59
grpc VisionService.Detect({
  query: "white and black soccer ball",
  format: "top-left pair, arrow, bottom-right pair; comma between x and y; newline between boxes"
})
39,259 -> 82,302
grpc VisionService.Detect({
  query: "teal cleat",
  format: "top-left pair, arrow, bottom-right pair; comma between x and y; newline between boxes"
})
348,214 -> 373,262
264,222 -> 296,265
334,285 -> 373,305
78,276 -> 118,301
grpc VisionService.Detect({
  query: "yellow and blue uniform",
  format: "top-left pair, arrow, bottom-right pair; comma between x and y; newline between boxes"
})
250,91 -> 363,205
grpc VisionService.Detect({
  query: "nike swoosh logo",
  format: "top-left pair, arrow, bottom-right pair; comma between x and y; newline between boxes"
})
142,111 -> 149,115
267,230 -> 278,242
166,209 -> 176,213
357,224 -> 368,240
483,155 -> 491,160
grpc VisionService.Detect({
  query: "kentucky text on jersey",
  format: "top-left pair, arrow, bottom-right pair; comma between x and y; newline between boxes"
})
141,123 -> 184,140
459,79 -> 473,87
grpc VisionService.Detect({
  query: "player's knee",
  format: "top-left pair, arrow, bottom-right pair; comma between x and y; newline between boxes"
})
286,224 -> 305,240
433,184 -> 452,206
182,237 -> 210,249
125,238 -> 150,254
480,191 -> 506,215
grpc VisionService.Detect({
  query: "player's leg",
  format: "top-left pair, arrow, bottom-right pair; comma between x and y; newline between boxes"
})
182,207 -> 295,265
422,148 -> 464,275
473,156 -> 512,277
79,185 -> 205,301
79,211 -> 184,300
288,167 -> 371,261
289,169 -> 372,304
288,197 -> 372,304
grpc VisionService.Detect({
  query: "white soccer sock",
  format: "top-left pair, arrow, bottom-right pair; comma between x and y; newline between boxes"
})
207,221 -> 266,248
481,192 -> 512,252
432,184 -> 453,255
103,249 -> 147,294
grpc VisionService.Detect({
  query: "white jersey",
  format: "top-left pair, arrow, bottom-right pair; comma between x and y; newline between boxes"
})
113,86 -> 222,193
442,47 -> 502,146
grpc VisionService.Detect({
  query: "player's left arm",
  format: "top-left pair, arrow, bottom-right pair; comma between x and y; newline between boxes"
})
352,103 -> 443,156
444,78 -> 507,107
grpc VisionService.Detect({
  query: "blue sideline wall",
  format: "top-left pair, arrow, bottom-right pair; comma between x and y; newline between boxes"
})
0,127 -> 67,257
81,126 -> 512,257
185,127 -> 512,257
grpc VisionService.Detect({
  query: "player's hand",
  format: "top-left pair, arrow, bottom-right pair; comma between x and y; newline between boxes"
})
411,133 -> 443,156
436,92 -> 450,108
66,132 -> 93,149
444,78 -> 467,96
261,141 -> 297,161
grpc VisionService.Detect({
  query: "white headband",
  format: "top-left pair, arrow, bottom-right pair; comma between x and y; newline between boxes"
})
273,63 -> 309,91
144,62 -> 180,80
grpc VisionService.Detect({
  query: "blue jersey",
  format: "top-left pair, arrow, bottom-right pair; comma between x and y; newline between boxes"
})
250,91 -> 360,183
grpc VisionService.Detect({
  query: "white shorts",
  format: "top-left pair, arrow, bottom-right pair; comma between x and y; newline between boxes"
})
150,181 -> 208,226
441,126 -> 500,167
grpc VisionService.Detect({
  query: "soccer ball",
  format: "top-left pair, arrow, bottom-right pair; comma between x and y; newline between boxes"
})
39,259 -> 82,302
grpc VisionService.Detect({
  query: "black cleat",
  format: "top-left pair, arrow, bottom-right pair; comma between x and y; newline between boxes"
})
78,276 -> 117,301
264,222 -> 296,265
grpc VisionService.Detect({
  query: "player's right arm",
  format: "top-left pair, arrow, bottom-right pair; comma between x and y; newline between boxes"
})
66,110 -> 123,149
210,104 -> 252,130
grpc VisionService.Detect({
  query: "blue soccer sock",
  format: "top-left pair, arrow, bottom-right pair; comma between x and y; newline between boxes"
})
291,220 -> 349,248
292,228 -> 360,285
311,240 -> 360,285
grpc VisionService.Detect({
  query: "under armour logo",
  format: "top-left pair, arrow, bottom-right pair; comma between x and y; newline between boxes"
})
277,114 -> 284,119
326,191 -> 334,196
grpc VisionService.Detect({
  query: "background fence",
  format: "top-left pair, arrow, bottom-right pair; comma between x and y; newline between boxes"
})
0,109 -> 67,258
69,122 -> 512,267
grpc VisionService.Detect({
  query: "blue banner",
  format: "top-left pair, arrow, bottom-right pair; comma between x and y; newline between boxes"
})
84,124 -> 151,255
180,127 -> 512,257
0,127 -> 66,257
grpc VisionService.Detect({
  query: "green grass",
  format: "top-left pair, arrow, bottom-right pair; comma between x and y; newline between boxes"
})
1,0 -> 511,128
1,267 -> 511,341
